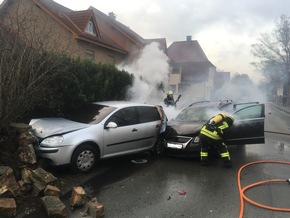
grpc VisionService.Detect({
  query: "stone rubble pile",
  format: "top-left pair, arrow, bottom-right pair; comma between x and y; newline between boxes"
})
0,123 -> 104,217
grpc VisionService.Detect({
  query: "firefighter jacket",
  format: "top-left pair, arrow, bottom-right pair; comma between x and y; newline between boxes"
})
200,118 -> 232,140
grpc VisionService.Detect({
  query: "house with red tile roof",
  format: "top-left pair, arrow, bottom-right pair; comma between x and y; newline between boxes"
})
167,36 -> 217,100
1,0 -> 220,101
0,0 -> 164,66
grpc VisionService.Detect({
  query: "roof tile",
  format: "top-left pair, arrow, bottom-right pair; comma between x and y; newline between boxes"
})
168,40 -> 209,63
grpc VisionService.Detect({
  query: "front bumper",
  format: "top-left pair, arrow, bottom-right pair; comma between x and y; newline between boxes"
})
33,143 -> 74,166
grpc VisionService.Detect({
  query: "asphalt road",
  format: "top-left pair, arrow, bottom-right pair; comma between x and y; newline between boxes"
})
23,104 -> 290,218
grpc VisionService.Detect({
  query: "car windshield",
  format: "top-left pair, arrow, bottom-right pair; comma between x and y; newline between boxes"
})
66,104 -> 117,124
175,107 -> 218,122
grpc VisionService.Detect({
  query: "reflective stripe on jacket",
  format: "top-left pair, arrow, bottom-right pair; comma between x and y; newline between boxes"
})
200,121 -> 230,140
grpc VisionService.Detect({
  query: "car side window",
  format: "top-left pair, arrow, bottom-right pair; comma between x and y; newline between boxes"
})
233,105 -> 263,119
107,107 -> 138,127
138,106 -> 160,123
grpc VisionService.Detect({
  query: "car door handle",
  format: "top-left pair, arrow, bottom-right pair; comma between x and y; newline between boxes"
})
156,124 -> 160,128
132,128 -> 138,132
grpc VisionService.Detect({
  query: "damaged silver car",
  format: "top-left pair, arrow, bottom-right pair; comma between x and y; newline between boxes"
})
30,101 -> 166,173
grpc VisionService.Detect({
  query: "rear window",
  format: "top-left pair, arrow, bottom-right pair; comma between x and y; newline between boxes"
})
138,106 -> 160,123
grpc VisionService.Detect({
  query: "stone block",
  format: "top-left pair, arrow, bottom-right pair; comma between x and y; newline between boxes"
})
17,144 -> 37,164
0,198 -> 16,217
20,167 -> 32,184
44,185 -> 60,197
86,197 -> 104,218
0,167 -> 20,196
41,196 -> 67,217
30,167 -> 57,185
70,186 -> 87,207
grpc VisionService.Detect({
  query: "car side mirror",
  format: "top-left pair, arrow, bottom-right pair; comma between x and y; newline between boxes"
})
106,122 -> 118,129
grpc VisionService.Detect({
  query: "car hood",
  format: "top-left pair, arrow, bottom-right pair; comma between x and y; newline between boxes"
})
167,120 -> 203,136
29,118 -> 90,138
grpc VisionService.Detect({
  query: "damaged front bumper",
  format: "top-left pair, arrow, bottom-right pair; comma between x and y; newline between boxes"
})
166,136 -> 201,157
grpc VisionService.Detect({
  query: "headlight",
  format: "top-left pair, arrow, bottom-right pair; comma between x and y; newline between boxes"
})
41,136 -> 64,147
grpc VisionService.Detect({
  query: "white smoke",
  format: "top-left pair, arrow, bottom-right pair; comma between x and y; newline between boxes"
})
118,42 -> 170,104
116,43 -> 267,121
212,78 -> 266,103
117,42 -> 182,120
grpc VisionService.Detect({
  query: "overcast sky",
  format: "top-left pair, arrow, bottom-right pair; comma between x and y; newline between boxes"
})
4,0 -> 290,84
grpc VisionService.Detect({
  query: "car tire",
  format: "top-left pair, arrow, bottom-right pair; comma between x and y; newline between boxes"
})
70,144 -> 99,173
152,138 -> 167,157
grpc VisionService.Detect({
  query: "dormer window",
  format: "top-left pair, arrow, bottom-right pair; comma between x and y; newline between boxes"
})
85,20 -> 96,35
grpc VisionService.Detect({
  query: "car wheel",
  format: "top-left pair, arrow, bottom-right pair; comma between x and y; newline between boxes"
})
153,138 -> 167,157
70,144 -> 99,173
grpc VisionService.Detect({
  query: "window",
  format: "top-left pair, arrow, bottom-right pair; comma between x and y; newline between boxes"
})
85,20 -> 96,35
233,102 -> 259,111
233,105 -> 264,119
138,106 -> 160,123
108,107 -> 138,127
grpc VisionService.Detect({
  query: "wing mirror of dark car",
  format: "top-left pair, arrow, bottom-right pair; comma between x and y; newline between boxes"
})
106,122 -> 118,129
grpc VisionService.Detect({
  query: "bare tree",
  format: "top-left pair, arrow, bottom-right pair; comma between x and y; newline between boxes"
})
251,15 -> 290,105
0,1 -> 76,131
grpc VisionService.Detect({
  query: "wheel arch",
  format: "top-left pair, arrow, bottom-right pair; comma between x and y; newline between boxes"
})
72,141 -> 101,160
70,141 -> 101,173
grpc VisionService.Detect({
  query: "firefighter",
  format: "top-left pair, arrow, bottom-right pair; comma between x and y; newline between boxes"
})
163,90 -> 175,106
198,113 -> 234,168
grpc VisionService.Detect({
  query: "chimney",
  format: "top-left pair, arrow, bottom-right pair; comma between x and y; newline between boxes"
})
108,12 -> 116,20
186,36 -> 192,42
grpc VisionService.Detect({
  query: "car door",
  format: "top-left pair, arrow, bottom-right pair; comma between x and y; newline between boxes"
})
225,104 -> 265,145
103,106 -> 161,157
136,106 -> 161,147
103,106 -> 141,157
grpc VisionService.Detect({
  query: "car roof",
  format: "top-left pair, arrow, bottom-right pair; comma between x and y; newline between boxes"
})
188,100 -> 234,109
93,101 -> 157,108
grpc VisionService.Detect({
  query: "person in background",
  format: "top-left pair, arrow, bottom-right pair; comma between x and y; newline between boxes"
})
198,113 -> 234,168
163,90 -> 175,106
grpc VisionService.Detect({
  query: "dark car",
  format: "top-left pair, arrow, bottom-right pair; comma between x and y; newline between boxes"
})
164,100 -> 265,157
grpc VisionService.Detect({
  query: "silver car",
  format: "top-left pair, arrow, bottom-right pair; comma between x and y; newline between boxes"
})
30,101 -> 166,173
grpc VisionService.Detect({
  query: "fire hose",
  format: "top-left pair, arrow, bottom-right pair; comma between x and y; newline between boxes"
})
238,160 -> 290,218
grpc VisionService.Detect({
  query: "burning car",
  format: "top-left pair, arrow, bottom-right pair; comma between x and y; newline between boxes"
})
164,100 -> 265,157
29,101 -> 167,173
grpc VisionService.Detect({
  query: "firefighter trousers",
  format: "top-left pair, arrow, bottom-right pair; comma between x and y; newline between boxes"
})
199,136 -> 231,164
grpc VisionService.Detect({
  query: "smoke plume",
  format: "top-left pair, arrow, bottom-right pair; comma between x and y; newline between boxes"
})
118,42 -> 170,104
